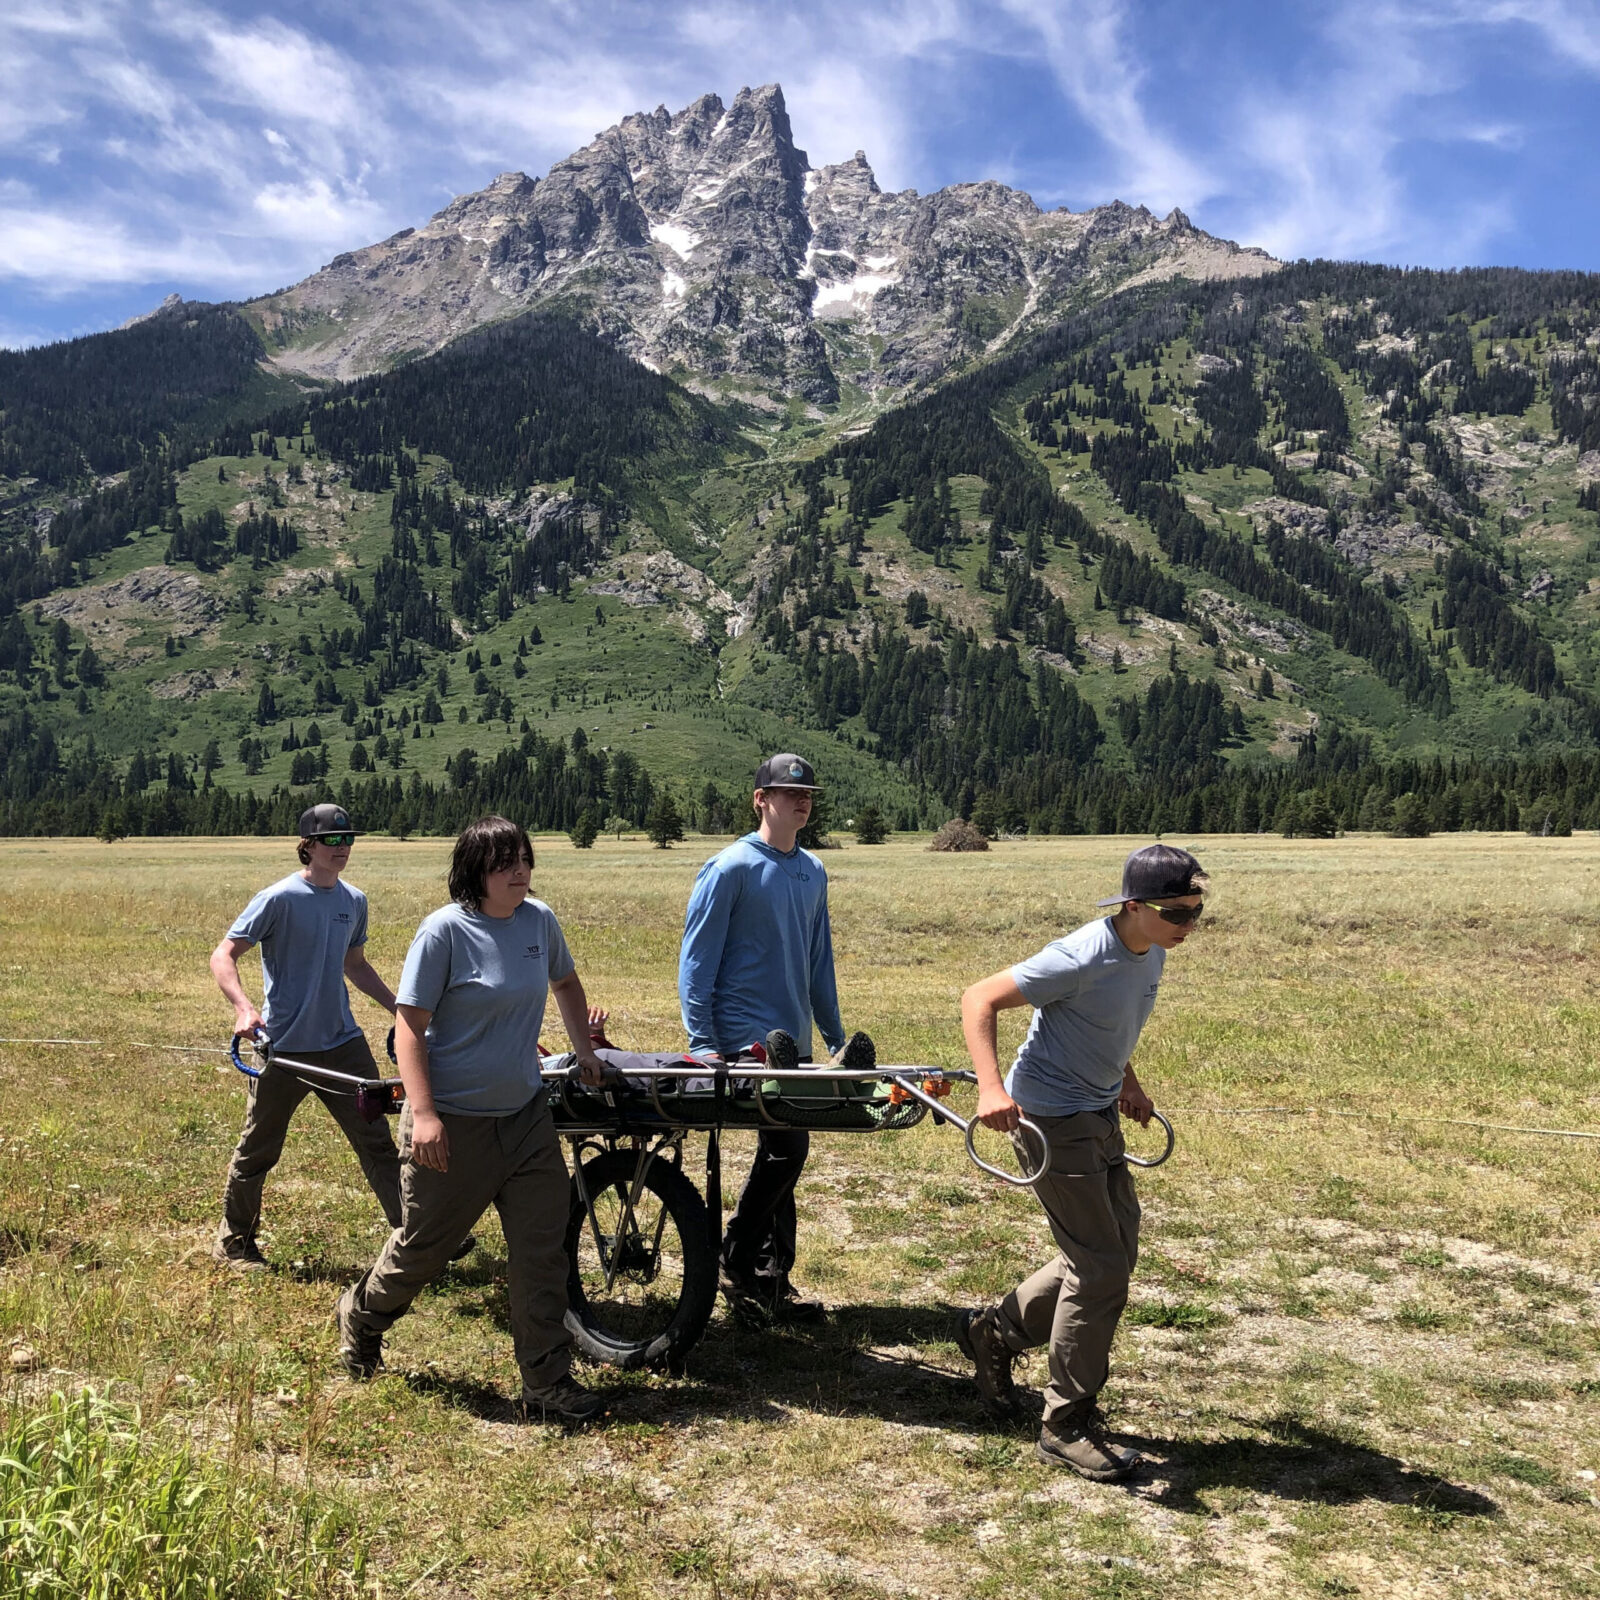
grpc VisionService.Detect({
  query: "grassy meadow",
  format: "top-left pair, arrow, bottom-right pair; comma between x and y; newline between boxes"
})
2,831 -> 1599,1598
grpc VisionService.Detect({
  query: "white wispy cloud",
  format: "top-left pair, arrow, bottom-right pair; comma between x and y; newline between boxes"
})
0,0 -> 1593,335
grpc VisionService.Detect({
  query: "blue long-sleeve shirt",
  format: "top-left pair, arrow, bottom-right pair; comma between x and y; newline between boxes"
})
678,833 -> 845,1059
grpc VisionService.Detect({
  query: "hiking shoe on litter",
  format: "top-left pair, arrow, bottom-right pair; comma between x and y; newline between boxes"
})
830,1031 -> 876,1072
1036,1405 -> 1141,1481
212,1238 -> 270,1272
449,1234 -> 477,1262
521,1375 -> 606,1425
336,1287 -> 384,1380
956,1306 -> 1023,1419
763,1029 -> 801,1071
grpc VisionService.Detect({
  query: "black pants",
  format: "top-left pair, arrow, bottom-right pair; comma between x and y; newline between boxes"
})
721,1129 -> 810,1286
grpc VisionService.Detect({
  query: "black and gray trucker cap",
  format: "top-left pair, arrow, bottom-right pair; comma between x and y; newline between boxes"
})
754,753 -> 821,790
1096,843 -> 1204,906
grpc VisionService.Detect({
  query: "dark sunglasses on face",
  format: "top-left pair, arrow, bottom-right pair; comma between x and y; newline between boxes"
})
314,833 -> 356,848
1138,899 -> 1204,926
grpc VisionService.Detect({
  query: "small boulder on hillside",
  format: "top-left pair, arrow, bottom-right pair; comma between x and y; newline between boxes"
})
927,819 -> 989,853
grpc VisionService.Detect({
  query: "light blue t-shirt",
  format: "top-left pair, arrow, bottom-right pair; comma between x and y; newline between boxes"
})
396,898 -> 575,1117
228,873 -> 368,1053
678,833 -> 844,1059
1004,917 -> 1166,1117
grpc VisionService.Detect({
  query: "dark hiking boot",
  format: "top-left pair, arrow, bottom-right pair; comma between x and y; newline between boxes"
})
1036,1405 -> 1141,1481
521,1375 -> 606,1425
956,1306 -> 1023,1419
449,1234 -> 477,1262
212,1238 -> 269,1272
830,1031 -> 877,1072
336,1287 -> 384,1380
771,1279 -> 826,1324
720,1266 -> 775,1326
763,1029 -> 801,1071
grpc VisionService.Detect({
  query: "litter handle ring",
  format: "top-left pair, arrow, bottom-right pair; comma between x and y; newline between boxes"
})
1123,1109 -> 1175,1168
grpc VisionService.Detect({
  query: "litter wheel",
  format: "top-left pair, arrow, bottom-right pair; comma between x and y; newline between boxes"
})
565,1148 -> 717,1370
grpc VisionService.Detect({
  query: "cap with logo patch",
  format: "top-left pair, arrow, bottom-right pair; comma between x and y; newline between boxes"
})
298,802 -> 359,839
754,752 -> 820,791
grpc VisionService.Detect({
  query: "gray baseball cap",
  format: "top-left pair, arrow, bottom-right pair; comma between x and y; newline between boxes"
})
298,802 -> 358,838
1097,844 -> 1205,906
754,753 -> 820,790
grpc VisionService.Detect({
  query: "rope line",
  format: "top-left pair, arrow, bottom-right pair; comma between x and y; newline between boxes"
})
1161,1105 -> 1600,1142
4,1037 -> 1595,1143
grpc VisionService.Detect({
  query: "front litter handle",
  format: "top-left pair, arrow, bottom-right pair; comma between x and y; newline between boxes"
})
230,1029 -> 270,1080
1123,1109 -> 1175,1168
889,1076 -> 1049,1189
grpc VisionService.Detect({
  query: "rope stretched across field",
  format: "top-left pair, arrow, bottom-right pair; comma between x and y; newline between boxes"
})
5,1036 -> 1596,1145
1165,1104 -> 1600,1143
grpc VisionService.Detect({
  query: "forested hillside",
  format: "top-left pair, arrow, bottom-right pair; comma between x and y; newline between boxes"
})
5,262 -> 1600,840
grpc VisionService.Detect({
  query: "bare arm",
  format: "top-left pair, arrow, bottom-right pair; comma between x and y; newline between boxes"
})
961,970 -> 1032,1131
549,971 -> 606,1085
394,1003 -> 449,1171
343,946 -> 397,1015
1119,1061 -> 1153,1126
210,936 -> 263,1037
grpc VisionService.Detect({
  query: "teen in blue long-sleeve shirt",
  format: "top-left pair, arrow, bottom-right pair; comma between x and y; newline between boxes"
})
677,753 -> 848,1323
679,836 -> 844,1059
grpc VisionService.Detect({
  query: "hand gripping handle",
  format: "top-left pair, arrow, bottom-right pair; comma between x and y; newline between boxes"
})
1123,1109 -> 1175,1168
889,1075 -> 1050,1189
964,1112 -> 1050,1188
229,1029 -> 271,1079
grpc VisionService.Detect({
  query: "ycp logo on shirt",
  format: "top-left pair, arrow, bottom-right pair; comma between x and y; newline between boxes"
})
525,944 -> 542,959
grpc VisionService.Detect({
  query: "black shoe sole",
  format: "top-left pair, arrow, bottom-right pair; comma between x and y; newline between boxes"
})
832,1031 -> 876,1071
763,1029 -> 801,1071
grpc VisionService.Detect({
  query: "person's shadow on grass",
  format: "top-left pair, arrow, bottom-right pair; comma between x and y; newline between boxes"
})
1125,1413 -> 1498,1517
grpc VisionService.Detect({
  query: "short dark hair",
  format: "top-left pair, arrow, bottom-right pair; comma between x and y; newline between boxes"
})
449,815 -> 534,909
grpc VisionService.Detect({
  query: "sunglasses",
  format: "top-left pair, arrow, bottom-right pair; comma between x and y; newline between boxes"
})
313,833 -> 356,848
1136,900 -> 1204,925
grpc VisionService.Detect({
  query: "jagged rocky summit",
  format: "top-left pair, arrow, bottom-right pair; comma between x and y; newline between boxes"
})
249,84 -> 1277,399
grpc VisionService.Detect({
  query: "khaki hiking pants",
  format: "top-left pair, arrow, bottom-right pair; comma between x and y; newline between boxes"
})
996,1106 -> 1140,1424
218,1036 -> 402,1253
341,1090 -> 573,1396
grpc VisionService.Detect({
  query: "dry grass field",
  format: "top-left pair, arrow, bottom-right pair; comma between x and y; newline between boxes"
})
2,832 -> 1599,1598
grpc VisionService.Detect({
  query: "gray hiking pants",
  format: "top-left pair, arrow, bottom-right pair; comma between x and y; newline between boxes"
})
340,1091 -> 573,1396
996,1106 -> 1140,1424
218,1036 -> 402,1253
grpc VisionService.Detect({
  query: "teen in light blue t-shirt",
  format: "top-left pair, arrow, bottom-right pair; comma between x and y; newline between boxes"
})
396,898 -> 574,1116
228,874 -> 369,1052
955,844 -> 1207,1482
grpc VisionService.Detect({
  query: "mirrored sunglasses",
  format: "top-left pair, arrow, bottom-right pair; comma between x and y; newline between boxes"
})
314,833 -> 356,848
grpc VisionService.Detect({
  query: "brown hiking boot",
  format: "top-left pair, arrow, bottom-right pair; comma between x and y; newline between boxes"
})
956,1306 -> 1023,1419
1036,1405 -> 1141,1481
335,1286 -> 384,1380
212,1238 -> 269,1272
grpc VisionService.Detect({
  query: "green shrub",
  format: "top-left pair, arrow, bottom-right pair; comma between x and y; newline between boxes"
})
0,1389 -> 369,1600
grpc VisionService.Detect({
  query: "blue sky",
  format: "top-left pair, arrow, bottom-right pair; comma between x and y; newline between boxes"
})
3,0 -> 1598,347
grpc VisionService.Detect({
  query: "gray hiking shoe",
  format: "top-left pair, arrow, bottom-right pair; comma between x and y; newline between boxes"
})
831,1031 -> 876,1071
763,1029 -> 801,1071
212,1238 -> 269,1272
1036,1405 -> 1141,1481
956,1306 -> 1023,1419
521,1374 -> 606,1425
335,1287 -> 384,1380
